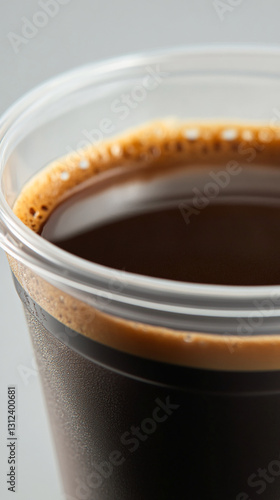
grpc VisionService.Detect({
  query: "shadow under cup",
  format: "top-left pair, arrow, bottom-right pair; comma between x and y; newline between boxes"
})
2,49 -> 280,500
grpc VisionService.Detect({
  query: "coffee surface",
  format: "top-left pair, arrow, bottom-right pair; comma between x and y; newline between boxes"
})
42,201 -> 280,286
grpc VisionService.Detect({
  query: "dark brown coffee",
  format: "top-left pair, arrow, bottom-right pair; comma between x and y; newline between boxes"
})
42,200 -> 280,286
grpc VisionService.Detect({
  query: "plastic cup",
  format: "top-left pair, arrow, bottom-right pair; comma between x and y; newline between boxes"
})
1,48 -> 280,499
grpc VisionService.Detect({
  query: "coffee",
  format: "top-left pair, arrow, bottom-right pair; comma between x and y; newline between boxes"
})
42,199 -> 280,286
11,120 -> 280,499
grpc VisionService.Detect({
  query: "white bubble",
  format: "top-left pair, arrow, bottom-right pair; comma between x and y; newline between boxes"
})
221,128 -> 238,141
79,159 -> 89,169
60,171 -> 70,181
184,129 -> 200,141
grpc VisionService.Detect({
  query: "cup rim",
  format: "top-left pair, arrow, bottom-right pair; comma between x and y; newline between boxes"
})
2,45 -> 280,321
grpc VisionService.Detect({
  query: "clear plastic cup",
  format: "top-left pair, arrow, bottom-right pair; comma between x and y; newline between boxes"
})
1,47 -> 280,499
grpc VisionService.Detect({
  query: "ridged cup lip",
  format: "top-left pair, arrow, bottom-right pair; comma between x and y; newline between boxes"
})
1,46 -> 280,323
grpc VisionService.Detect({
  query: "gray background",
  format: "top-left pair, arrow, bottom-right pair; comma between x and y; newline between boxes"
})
1,0 -> 280,499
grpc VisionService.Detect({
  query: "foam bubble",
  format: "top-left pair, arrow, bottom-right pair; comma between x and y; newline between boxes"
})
221,129 -> 238,141
110,144 -> 122,157
184,129 -> 200,141
60,171 -> 70,181
242,130 -> 254,141
79,159 -> 90,169
258,128 -> 273,143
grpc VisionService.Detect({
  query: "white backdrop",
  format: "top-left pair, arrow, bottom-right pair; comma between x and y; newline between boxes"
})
1,1 -> 280,499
